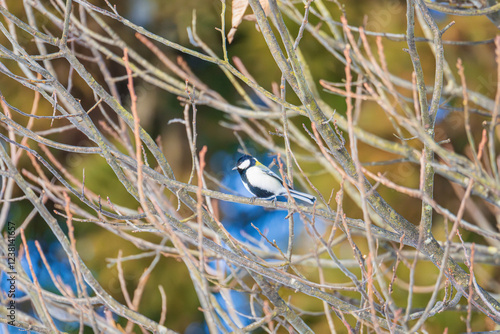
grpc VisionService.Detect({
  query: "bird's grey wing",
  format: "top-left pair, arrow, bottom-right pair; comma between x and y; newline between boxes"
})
261,167 -> 289,186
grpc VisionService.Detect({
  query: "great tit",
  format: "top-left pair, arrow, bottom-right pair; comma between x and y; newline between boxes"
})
232,154 -> 316,205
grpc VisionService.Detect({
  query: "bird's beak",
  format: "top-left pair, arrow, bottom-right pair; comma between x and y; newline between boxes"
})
232,166 -> 237,170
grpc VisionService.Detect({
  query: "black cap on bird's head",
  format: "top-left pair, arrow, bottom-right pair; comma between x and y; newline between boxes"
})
232,154 -> 256,171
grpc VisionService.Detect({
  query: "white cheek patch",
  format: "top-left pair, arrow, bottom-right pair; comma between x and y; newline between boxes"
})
238,159 -> 250,169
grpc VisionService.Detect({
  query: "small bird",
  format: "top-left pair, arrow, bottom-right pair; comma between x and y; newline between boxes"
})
233,154 -> 316,205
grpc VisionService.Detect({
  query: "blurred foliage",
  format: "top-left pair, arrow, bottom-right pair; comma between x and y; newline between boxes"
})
1,0 -> 500,332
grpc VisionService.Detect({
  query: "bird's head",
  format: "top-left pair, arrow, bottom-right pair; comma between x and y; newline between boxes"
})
232,154 -> 257,171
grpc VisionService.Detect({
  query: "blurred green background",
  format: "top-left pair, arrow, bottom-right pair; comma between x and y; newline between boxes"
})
2,0 -> 500,332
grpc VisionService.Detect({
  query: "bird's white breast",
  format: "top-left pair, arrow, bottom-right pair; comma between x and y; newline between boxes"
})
246,166 -> 285,193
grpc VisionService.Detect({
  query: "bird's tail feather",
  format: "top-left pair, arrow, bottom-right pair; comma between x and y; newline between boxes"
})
288,189 -> 316,205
